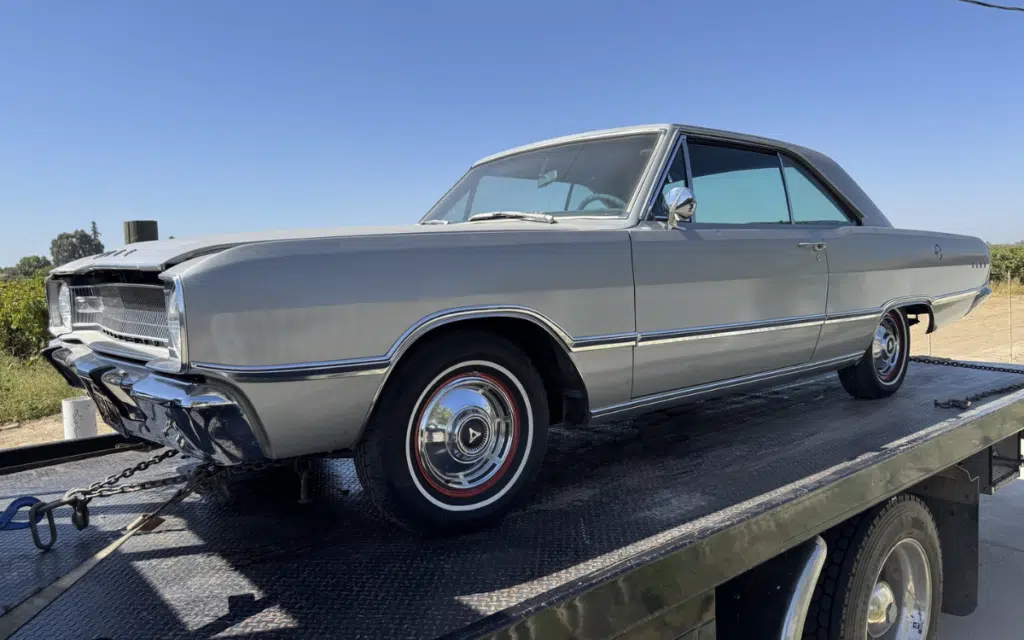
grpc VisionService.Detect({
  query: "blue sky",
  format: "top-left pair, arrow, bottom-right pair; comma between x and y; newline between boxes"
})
1,0 -> 1021,265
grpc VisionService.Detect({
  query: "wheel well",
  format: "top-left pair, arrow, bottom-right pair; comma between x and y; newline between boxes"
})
898,303 -> 935,333
384,317 -> 590,427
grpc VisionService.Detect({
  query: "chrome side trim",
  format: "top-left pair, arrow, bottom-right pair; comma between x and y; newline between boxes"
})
195,305 -> 594,381
591,352 -> 863,420
822,311 -> 879,325
931,287 -> 980,306
638,314 -> 825,347
571,333 -> 638,351
194,287 -> 990,382
780,536 -> 828,640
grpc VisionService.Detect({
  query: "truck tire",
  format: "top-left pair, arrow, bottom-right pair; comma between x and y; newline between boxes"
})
838,308 -> 910,399
803,494 -> 942,640
355,330 -> 550,535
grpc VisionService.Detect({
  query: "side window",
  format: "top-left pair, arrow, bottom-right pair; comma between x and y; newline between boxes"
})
687,142 -> 790,225
781,156 -> 853,225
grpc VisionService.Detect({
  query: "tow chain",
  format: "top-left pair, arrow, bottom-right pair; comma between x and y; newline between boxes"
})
1,448 -> 297,550
0,448 -> 213,550
911,355 -> 1024,410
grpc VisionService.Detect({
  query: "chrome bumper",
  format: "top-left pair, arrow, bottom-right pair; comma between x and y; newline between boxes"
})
43,340 -> 266,465
967,284 -> 993,315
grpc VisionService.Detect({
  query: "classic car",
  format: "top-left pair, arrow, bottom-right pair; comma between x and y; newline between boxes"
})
43,123 -> 991,534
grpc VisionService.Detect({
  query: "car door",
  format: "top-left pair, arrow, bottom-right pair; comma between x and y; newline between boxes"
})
630,139 -> 830,399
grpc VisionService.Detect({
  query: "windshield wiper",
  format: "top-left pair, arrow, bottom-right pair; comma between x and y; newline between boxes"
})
466,211 -> 557,224
418,219 -> 450,225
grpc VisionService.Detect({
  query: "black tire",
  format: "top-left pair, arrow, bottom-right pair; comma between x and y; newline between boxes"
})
803,495 -> 943,640
839,308 -> 910,399
354,330 -> 550,535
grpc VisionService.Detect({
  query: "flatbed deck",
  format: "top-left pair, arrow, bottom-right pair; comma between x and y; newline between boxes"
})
3,360 -> 1024,639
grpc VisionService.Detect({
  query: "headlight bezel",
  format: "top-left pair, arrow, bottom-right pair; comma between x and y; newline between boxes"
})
147,274 -> 189,374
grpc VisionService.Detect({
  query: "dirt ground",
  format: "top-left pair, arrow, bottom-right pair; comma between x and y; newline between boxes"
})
0,408 -> 113,450
910,293 -> 1024,363
1,293 -> 1020,451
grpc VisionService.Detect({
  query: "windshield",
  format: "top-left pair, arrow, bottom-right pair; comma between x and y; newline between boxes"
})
421,133 -> 660,223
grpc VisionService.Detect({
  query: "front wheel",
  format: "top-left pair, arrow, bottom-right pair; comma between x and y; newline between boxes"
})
354,330 -> 549,535
839,308 -> 911,399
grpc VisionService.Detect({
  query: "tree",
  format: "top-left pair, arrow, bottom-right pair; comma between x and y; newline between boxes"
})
50,225 -> 105,267
10,255 -> 52,278
90,221 -> 101,242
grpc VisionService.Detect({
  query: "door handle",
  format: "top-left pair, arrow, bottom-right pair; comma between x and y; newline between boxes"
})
797,242 -> 827,252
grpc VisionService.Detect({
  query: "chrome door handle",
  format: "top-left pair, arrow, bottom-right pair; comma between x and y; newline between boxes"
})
797,242 -> 827,251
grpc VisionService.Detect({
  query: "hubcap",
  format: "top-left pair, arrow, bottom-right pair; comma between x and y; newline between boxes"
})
873,314 -> 903,382
865,538 -> 932,639
867,581 -> 898,637
412,372 -> 517,496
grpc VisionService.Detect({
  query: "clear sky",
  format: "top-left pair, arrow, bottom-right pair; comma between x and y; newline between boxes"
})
1,0 -> 1021,265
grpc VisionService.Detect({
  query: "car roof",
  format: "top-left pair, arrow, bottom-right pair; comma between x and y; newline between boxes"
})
472,123 -> 892,228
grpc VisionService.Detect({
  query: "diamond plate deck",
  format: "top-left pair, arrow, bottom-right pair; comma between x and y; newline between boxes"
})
2,362 -> 1023,639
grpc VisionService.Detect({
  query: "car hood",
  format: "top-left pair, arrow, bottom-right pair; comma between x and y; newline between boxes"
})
49,224 -> 441,275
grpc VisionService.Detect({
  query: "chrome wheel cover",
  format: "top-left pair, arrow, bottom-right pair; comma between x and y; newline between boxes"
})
873,313 -> 903,383
411,371 -> 518,496
865,538 -> 932,639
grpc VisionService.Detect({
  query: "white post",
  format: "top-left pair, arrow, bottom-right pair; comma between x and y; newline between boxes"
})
63,396 -> 98,440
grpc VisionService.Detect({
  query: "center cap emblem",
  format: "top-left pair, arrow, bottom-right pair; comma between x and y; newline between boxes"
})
459,419 -> 488,451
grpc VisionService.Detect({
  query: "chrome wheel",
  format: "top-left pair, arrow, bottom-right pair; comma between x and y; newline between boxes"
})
873,313 -> 903,383
866,538 -> 932,639
411,370 -> 519,497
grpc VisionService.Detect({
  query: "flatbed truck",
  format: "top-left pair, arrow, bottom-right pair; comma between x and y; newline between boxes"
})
2,357 -> 1024,640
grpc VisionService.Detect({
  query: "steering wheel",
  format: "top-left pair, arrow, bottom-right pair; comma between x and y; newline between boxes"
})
575,193 -> 628,211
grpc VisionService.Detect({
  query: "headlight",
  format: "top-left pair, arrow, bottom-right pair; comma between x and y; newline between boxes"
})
58,282 -> 72,327
48,280 -> 72,335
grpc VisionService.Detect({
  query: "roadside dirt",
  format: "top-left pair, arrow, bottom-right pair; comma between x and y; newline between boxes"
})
0,409 -> 113,450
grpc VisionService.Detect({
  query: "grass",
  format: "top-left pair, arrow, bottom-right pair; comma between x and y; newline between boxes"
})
991,279 -> 1024,296
0,352 -> 82,424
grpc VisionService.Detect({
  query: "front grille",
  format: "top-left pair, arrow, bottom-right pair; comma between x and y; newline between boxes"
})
71,284 -> 169,346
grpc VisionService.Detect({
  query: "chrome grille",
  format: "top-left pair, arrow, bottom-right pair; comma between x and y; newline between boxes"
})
71,284 -> 169,345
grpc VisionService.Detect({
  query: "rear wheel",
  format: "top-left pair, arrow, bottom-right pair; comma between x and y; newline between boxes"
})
803,495 -> 942,640
839,309 -> 910,399
354,330 -> 550,535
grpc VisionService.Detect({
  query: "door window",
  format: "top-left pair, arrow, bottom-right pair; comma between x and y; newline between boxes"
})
781,156 -> 854,225
686,142 -> 790,225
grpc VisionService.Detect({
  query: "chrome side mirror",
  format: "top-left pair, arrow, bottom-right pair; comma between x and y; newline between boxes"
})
666,186 -> 696,227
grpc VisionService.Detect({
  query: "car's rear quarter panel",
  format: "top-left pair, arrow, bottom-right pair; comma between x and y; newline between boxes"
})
175,229 -> 636,456
814,226 -> 990,360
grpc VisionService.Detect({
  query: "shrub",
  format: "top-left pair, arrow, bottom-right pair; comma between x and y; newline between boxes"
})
990,244 -> 1024,283
0,276 -> 50,358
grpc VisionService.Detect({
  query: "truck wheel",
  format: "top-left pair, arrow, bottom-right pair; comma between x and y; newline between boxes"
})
803,495 -> 942,640
354,330 -> 550,535
838,309 -> 910,399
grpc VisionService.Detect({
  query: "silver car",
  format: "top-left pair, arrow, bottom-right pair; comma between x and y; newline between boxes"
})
44,124 -> 991,533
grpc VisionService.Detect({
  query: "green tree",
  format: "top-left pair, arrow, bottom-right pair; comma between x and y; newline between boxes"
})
50,224 -> 105,267
10,255 -> 52,278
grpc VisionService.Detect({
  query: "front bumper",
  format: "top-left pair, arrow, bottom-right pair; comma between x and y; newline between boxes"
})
43,340 -> 266,466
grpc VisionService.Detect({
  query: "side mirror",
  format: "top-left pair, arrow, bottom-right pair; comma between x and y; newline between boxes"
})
666,186 -> 696,227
